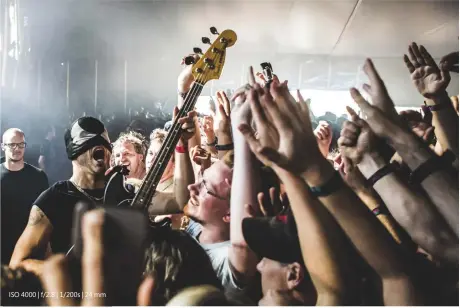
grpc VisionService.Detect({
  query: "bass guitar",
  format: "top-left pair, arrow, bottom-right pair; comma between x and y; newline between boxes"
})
104,27 -> 237,211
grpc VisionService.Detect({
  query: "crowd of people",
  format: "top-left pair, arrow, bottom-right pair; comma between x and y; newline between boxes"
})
1,41 -> 459,306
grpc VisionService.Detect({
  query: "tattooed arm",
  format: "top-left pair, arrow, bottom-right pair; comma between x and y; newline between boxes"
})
9,205 -> 53,268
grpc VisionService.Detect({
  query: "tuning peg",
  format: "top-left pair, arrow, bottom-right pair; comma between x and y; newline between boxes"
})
193,47 -> 203,54
204,58 -> 214,65
210,27 -> 219,35
184,56 -> 196,65
202,37 -> 211,45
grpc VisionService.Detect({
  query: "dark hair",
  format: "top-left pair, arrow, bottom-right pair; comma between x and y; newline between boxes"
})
144,229 -> 222,305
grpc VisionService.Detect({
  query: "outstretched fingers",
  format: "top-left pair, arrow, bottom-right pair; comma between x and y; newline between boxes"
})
350,88 -> 374,117
363,59 -> 384,88
403,54 -> 416,73
419,45 -> 437,68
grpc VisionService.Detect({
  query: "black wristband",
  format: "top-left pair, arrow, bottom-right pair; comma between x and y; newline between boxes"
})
367,163 -> 395,187
206,136 -> 218,146
427,103 -> 448,112
309,172 -> 343,197
372,207 -> 387,216
409,156 -> 444,185
215,143 -> 234,151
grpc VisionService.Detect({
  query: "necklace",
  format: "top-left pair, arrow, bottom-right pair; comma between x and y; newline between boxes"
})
70,180 -> 104,202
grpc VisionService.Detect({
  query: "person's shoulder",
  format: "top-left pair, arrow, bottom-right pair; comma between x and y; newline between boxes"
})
49,180 -> 70,191
39,181 -> 69,196
24,163 -> 46,174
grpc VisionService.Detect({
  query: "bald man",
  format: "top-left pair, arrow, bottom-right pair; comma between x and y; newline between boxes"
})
1,128 -> 48,264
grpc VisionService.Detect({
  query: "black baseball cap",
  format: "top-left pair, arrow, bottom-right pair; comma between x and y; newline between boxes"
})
242,211 -> 304,265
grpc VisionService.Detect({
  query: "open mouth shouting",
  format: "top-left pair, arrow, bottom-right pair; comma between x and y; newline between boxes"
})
92,146 -> 106,164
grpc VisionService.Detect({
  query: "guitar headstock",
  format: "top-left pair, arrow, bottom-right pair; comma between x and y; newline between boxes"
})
191,27 -> 237,85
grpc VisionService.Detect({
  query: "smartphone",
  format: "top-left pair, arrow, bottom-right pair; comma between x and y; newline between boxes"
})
69,202 -> 149,305
260,62 -> 274,87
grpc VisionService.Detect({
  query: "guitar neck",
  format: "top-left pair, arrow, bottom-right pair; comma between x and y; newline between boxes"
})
131,82 -> 204,210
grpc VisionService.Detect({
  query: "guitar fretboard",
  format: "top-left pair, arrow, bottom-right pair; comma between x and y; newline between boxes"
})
131,82 -> 204,210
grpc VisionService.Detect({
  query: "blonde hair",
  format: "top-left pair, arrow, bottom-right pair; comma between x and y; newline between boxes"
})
220,150 -> 234,169
112,131 -> 148,157
149,128 -> 168,144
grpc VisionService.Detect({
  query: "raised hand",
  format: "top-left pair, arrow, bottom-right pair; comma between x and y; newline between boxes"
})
202,115 -> 216,145
190,145 -> 211,171
238,69 -> 323,175
215,91 -> 232,135
255,71 -> 280,87
178,54 -> 200,94
257,187 -> 288,217
173,107 -> 196,143
338,107 -> 379,166
399,110 -> 435,143
40,210 -> 106,306
361,59 -> 399,122
350,59 -> 406,140
403,43 -> 451,99
440,51 -> 459,73
40,210 -> 155,306
314,120 -> 333,158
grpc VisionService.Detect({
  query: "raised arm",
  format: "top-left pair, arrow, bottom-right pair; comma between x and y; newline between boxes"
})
403,43 -> 458,166
215,91 -> 234,160
238,77 -> 421,305
178,54 -> 201,150
355,58 -> 459,237
339,110 -> 458,265
275,168 -> 352,305
172,107 -> 196,209
228,80 -> 260,283
337,156 -> 410,247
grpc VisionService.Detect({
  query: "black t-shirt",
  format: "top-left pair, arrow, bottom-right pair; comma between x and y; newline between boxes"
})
34,181 -> 104,254
1,163 -> 49,264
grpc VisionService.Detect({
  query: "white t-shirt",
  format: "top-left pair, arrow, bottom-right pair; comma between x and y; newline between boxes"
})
185,221 -> 241,292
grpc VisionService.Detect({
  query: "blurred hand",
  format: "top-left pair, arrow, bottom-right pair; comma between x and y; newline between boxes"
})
20,259 -> 44,277
238,67 -> 323,174
255,71 -> 280,87
314,120 -> 333,158
336,156 -> 369,192
361,58 -> 400,122
40,209 -> 106,306
215,91 -> 232,135
399,110 -> 435,143
202,115 -> 215,141
350,59 -> 405,140
257,187 -> 288,217
338,107 -> 379,166
404,43 -> 451,99
230,86 -> 253,132
178,54 -> 200,94
191,145 -> 211,171
173,107 -> 196,143
40,210 -> 156,307
439,51 -> 459,73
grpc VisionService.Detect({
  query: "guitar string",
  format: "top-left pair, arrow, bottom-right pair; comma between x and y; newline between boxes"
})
140,52 -> 218,204
132,45 -> 223,208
